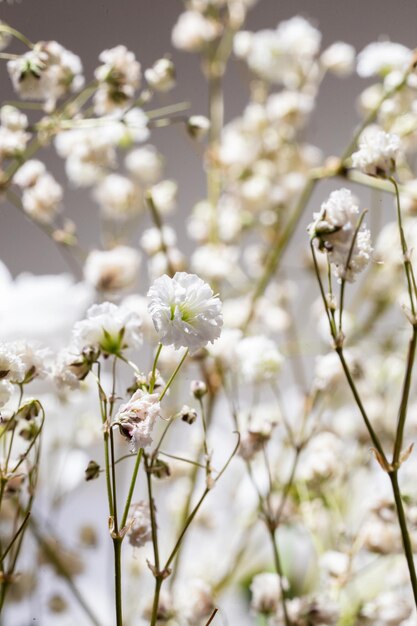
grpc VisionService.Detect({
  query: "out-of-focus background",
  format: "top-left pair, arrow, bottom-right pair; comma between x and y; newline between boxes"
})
1,0 -> 417,276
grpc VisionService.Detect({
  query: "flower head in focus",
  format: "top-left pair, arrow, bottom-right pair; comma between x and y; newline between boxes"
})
115,389 -> 160,452
309,188 -> 372,282
147,272 -> 223,353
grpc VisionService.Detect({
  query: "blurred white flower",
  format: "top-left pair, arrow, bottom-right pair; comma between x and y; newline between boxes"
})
357,41 -> 412,78
84,246 -> 141,292
172,11 -> 220,52
320,42 -> 355,76
145,58 -> 175,92
236,335 -> 283,383
127,501 -> 152,547
125,145 -> 164,184
250,572 -> 284,614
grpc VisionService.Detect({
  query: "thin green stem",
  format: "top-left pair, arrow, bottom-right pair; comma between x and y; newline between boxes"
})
158,349 -> 188,401
120,448 -> 143,530
390,177 -> 417,315
389,471 -> 417,606
392,327 -> 417,465
113,538 -> 123,626
149,343 -> 163,393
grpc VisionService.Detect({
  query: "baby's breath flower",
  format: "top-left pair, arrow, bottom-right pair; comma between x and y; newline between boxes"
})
127,501 -> 152,548
147,272 -> 223,353
250,573 -> 285,615
309,188 -> 372,282
351,127 -> 401,178
145,58 -> 176,92
115,389 -> 160,451
83,246 -> 141,292
236,335 -> 283,383
72,302 -> 142,355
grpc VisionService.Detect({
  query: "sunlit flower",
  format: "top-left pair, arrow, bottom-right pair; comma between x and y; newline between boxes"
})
115,389 -> 160,451
147,272 -> 223,352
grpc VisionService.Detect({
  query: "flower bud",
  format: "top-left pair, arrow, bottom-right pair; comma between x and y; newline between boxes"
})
187,115 -> 210,139
145,58 -> 176,92
180,405 -> 198,425
190,380 -> 207,399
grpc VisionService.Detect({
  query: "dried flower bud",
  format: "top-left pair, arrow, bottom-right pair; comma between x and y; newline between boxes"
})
190,380 -> 207,399
187,115 -> 210,139
150,458 -> 171,479
16,399 -> 41,421
85,460 -> 100,481
180,405 -> 198,425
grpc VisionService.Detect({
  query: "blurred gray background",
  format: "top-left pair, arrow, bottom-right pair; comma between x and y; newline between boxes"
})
1,0 -> 417,276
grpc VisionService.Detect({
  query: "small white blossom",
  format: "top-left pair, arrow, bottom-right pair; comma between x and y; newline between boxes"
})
7,41 -> 83,110
140,226 -> 177,256
172,11 -> 220,52
147,272 -> 223,353
21,172 -> 63,223
351,127 -> 401,177
127,501 -> 152,548
72,302 -> 142,354
84,246 -> 141,292
148,180 -> 178,215
13,160 -> 46,188
94,45 -> 141,115
357,41 -> 413,78
0,379 -> 13,408
145,58 -> 175,92
236,335 -> 283,383
320,42 -> 355,76
0,105 -> 28,131
125,145 -> 164,184
115,389 -> 160,451
309,188 -> 372,282
93,174 -> 141,219
0,343 -> 25,383
250,573 -> 284,614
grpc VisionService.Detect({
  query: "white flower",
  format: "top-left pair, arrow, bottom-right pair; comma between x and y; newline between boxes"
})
298,432 -> 343,482
179,580 -> 214,625
171,11 -> 220,52
351,127 -> 401,177
320,42 -> 355,76
187,115 -> 210,139
191,243 -> 239,281
0,379 -> 13,408
147,272 -> 223,353
11,341 -> 50,382
0,105 -> 28,131
115,389 -> 160,451
236,335 -> 283,383
127,501 -> 152,547
148,180 -> 178,215
84,246 -> 141,292
7,41 -> 83,110
309,188 -> 372,282
72,302 -> 142,354
53,347 -> 92,390
266,90 -> 314,127
250,573 -> 283,614
0,343 -> 25,383
93,45 -> 141,115
21,172 -> 63,224
140,226 -> 177,256
145,58 -> 175,92
125,145 -> 163,184
93,174 -> 141,219
357,41 -> 412,78
13,160 -> 46,188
